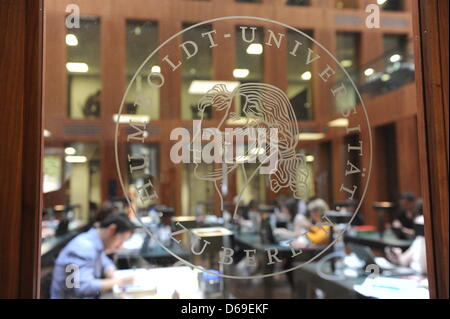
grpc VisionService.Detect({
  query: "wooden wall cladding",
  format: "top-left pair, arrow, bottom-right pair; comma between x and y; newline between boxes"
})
413,0 -> 449,300
0,0 -> 43,298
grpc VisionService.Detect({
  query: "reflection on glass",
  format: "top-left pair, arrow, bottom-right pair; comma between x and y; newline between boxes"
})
235,26 -> 264,116
287,30 -> 314,121
335,32 -> 360,113
126,21 -> 160,120
181,24 -> 213,120
67,17 -> 101,119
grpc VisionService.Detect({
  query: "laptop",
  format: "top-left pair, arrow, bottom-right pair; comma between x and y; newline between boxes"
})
348,243 -> 417,277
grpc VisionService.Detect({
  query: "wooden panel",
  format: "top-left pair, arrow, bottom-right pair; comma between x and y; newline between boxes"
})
395,116 -> 421,196
413,0 -> 449,299
0,0 -> 43,298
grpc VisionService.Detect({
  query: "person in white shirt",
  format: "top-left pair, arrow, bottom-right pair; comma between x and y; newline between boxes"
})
385,200 -> 427,275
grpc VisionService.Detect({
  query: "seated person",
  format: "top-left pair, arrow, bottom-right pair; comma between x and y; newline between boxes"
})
339,199 -> 364,226
386,200 -> 427,275
51,213 -> 135,298
274,197 -> 302,237
239,199 -> 261,232
303,199 -> 331,245
392,192 -> 417,239
275,198 -> 331,246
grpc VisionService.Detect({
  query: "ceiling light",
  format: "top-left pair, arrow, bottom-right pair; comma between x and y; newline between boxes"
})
233,68 -> 250,78
328,118 -> 349,127
65,155 -> 87,163
377,0 -> 387,5
43,129 -> 51,137
381,74 -> 391,82
298,133 -> 325,141
236,155 -> 249,163
65,34 -> 78,46
226,117 -> 257,126
188,80 -> 240,95
249,147 -> 266,155
341,60 -> 353,68
151,65 -> 161,73
64,147 -> 76,155
389,54 -> 402,63
301,71 -> 312,81
66,62 -> 89,73
364,68 -> 374,77
246,43 -> 263,55
113,114 -> 150,124
306,155 -> 315,162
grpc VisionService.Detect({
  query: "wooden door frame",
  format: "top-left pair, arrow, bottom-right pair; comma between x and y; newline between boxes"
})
0,0 -> 447,298
0,0 -> 43,298
413,0 -> 449,299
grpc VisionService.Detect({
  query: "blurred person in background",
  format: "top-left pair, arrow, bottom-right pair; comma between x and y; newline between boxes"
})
386,199 -> 427,275
303,198 -> 331,245
275,198 -> 331,246
89,200 -> 115,228
339,199 -> 364,226
51,213 -> 136,298
392,192 -> 417,239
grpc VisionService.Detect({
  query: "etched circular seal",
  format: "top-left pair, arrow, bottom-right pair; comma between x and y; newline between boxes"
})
115,16 -> 372,279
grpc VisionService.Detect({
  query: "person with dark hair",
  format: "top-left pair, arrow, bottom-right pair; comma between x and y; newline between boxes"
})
89,200 -> 115,227
340,199 -> 364,226
386,199 -> 427,274
51,213 -> 136,298
392,192 -> 417,239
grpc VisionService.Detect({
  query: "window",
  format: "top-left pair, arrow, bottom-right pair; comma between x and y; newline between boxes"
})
125,21 -> 160,120
379,0 -> 403,11
335,0 -> 358,9
236,0 -> 262,3
287,29 -> 314,121
235,26 -> 264,116
286,0 -> 310,6
181,24 -> 213,120
42,141 -> 100,242
335,32 -> 360,113
67,17 -> 101,119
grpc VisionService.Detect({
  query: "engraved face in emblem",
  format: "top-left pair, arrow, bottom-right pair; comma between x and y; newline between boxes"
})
193,82 -> 309,215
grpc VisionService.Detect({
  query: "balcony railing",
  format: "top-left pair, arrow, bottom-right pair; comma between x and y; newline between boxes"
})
335,39 -> 415,113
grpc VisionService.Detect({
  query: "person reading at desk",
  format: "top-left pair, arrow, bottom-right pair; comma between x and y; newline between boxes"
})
392,192 -> 417,239
275,198 -> 331,246
386,200 -> 427,275
51,213 -> 136,299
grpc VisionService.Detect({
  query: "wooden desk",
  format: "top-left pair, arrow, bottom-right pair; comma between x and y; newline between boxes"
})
116,244 -> 190,268
293,262 -> 366,299
293,262 -> 429,299
103,266 -> 203,299
233,231 -> 324,298
344,231 -> 413,251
